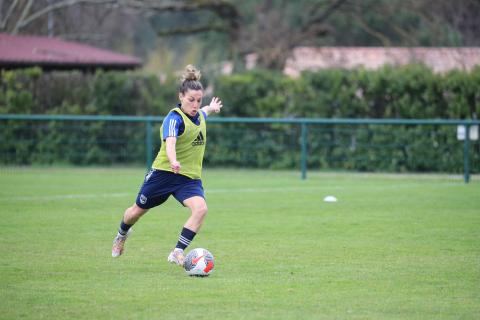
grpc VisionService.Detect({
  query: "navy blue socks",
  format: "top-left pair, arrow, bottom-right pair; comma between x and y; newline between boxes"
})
175,227 -> 196,250
118,220 -> 132,236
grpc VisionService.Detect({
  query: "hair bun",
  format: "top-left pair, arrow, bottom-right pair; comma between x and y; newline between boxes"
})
182,64 -> 201,82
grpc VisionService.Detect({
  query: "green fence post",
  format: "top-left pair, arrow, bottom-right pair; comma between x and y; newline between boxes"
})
146,120 -> 153,171
300,123 -> 308,180
463,124 -> 470,183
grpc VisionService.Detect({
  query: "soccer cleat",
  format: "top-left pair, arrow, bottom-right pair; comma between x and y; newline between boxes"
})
167,248 -> 185,266
111,229 -> 132,258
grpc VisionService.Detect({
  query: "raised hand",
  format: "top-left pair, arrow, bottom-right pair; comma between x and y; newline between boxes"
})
208,97 -> 223,114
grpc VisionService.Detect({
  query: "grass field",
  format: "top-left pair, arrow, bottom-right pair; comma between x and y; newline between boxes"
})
1,167 -> 479,319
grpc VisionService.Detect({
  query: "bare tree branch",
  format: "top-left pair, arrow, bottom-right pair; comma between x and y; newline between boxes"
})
13,0 -> 33,34
0,0 -> 19,29
352,13 -> 392,46
14,0 -> 116,33
155,23 -> 229,36
248,0 -> 350,70
392,25 -> 418,46
301,0 -> 349,34
120,0 -> 240,28
7,0 -> 240,41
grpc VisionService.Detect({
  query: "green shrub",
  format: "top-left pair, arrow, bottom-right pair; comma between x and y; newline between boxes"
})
1,66 -> 478,172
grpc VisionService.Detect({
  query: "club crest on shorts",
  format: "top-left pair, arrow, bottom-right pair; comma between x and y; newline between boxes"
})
139,194 -> 147,204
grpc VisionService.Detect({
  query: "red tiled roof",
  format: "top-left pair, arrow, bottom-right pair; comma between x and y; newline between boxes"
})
0,33 -> 141,70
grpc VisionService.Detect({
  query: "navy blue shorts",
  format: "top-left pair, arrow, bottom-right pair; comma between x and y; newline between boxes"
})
135,169 -> 205,209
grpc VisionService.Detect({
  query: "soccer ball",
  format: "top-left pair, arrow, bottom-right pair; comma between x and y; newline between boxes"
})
184,248 -> 215,277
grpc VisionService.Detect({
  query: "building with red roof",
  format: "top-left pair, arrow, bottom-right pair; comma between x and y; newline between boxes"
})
0,33 -> 141,71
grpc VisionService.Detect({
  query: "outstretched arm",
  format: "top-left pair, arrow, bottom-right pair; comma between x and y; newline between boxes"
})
201,97 -> 223,116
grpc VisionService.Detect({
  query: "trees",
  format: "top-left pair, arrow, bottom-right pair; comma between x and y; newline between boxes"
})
238,0 -> 349,70
1,0 -> 479,72
0,0 -> 240,71
0,1 -> 234,33
240,0 -> 480,69
335,0 -> 480,47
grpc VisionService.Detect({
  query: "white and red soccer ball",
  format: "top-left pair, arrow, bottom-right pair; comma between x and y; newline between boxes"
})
184,248 -> 215,277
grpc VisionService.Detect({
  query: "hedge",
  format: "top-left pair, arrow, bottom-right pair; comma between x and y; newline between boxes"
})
0,65 -> 478,172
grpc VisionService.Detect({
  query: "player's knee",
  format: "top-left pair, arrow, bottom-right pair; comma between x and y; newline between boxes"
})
193,203 -> 208,219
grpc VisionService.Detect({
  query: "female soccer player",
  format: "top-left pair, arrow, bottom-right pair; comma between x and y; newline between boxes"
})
111,65 -> 223,266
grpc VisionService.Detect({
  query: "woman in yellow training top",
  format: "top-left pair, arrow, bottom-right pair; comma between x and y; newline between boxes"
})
111,65 -> 223,266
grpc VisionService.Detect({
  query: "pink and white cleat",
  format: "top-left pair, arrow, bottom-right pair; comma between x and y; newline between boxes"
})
167,248 -> 185,266
111,229 -> 132,257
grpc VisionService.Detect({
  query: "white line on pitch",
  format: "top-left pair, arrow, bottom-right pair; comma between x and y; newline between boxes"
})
0,186 -> 342,201
0,182 -> 463,202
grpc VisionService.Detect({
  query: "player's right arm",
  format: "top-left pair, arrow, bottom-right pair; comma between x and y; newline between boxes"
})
165,137 -> 181,173
162,111 -> 183,174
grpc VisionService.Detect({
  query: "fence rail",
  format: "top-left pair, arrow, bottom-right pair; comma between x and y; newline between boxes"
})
2,113 -> 479,125
1,114 -> 478,182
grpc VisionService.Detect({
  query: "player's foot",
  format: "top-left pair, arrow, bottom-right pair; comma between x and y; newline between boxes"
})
112,229 -> 132,258
167,248 -> 185,266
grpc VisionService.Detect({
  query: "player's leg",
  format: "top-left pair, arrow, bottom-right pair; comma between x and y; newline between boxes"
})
183,196 -> 208,232
112,169 -> 171,258
168,177 -> 207,266
112,204 -> 148,257
168,196 -> 208,265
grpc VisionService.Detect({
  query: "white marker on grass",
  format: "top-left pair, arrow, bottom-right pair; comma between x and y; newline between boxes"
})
323,195 -> 338,202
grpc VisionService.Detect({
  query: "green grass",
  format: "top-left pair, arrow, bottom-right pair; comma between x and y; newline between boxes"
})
0,168 -> 479,319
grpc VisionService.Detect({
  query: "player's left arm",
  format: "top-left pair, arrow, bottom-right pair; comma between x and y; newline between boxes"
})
201,97 -> 223,116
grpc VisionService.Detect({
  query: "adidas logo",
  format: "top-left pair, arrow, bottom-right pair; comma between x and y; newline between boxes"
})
191,132 -> 205,146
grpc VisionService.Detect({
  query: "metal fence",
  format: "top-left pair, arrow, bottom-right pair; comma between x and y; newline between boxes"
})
1,114 -> 478,182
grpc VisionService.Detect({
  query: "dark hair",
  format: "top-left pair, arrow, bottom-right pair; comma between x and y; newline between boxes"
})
179,64 -> 203,94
